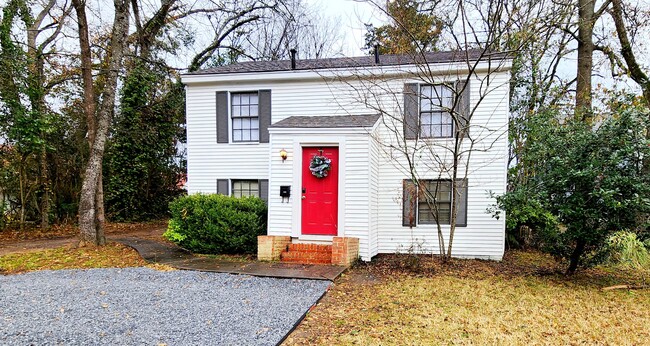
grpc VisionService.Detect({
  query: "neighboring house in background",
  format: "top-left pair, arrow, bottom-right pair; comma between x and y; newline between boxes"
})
180,50 -> 511,264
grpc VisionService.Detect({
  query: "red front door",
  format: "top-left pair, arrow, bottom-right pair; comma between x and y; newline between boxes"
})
301,147 -> 339,235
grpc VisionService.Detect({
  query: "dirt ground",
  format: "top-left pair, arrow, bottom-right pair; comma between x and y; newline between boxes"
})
0,221 -> 168,256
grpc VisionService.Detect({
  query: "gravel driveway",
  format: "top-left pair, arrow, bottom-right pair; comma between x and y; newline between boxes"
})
0,268 -> 330,345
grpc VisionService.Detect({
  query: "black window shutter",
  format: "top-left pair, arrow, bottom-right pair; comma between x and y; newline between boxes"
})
216,91 -> 229,143
217,179 -> 229,195
403,83 -> 419,140
455,80 -> 470,138
258,90 -> 271,143
259,179 -> 269,203
454,178 -> 468,227
402,179 -> 417,227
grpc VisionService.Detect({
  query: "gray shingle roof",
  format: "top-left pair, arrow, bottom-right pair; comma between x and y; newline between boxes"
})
270,114 -> 380,128
185,49 -> 508,75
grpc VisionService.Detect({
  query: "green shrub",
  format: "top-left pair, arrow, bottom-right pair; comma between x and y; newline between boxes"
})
489,189 -> 558,249
163,193 -> 267,254
601,231 -> 650,272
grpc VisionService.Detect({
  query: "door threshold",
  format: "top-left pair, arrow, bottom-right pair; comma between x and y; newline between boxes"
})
294,235 -> 335,243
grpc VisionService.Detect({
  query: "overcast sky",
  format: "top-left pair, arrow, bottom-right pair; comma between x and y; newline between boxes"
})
306,0 -> 383,56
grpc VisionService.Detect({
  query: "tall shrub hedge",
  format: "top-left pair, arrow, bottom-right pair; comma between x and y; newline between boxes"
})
163,194 -> 267,254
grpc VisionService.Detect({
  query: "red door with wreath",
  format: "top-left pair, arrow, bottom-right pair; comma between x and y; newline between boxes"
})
301,147 -> 338,235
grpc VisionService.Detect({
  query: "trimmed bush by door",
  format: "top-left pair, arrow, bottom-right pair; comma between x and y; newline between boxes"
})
164,194 -> 267,254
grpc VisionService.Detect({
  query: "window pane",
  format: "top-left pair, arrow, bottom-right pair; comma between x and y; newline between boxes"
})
437,182 -> 451,201
242,130 -> 251,141
437,204 -> 451,223
232,106 -> 240,117
442,113 -> 452,124
251,130 -> 259,141
251,118 -> 259,129
421,85 -> 431,97
418,204 -> 434,222
420,124 -> 432,138
421,95 -> 432,111
441,125 -> 453,137
232,118 -> 241,129
232,94 -> 240,106
250,105 -> 258,116
444,96 -> 453,109
431,113 -> 442,125
233,130 -> 242,141
441,86 -> 452,98
421,113 -> 432,125
241,118 -> 250,130
241,93 -> 249,104
249,94 -> 258,105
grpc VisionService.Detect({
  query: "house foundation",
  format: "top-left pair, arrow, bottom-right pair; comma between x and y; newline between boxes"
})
257,235 -> 359,265
257,235 -> 291,261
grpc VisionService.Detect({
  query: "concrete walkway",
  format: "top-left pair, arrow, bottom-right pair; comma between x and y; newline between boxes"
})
116,237 -> 347,281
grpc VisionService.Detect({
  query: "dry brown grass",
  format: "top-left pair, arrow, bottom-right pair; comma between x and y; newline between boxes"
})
0,242 -> 171,274
284,251 -> 650,345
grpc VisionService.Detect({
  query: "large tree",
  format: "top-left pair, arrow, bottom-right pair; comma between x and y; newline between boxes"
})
364,0 -> 444,55
73,0 -> 131,245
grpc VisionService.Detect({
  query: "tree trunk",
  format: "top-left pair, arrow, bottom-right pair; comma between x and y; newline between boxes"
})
39,146 -> 49,229
19,161 -> 25,231
609,0 -> 650,175
26,13 -> 50,230
567,238 -> 586,274
575,0 -> 595,123
75,0 -> 130,245
95,172 -> 106,245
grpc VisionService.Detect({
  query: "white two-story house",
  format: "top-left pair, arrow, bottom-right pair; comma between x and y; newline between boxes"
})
180,49 -> 511,264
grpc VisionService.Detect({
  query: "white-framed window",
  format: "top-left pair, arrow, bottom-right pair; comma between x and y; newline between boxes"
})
232,180 -> 259,198
231,92 -> 259,142
418,180 -> 452,224
420,84 -> 454,138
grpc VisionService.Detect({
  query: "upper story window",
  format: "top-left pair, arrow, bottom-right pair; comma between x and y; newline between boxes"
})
231,92 -> 259,142
420,84 -> 454,138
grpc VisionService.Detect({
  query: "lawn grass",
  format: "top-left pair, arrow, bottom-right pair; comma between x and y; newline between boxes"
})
0,242 -> 169,274
284,251 -> 650,345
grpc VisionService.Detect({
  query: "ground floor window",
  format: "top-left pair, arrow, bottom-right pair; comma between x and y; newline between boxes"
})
232,180 -> 259,198
418,180 -> 452,224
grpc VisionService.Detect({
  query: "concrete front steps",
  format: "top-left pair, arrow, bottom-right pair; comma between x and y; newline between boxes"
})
258,235 -> 359,266
280,243 -> 332,264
